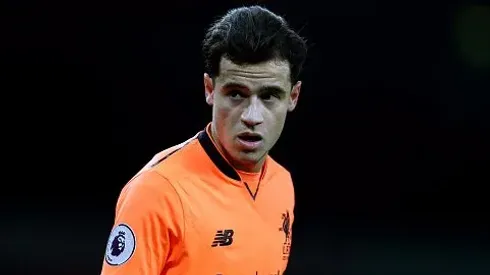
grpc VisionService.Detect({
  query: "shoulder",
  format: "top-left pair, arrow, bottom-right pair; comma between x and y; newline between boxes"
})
126,133 -> 200,185
264,157 -> 294,197
264,156 -> 295,201
266,155 -> 294,183
118,133 -> 203,202
137,133 -> 200,174
117,170 -> 180,212
112,169 -> 186,239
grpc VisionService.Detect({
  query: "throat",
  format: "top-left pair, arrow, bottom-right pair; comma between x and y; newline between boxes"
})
233,158 -> 265,173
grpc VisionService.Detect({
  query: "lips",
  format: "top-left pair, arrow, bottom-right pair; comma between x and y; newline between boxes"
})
236,132 -> 263,150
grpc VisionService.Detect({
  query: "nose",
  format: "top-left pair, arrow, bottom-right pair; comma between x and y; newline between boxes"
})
240,96 -> 264,127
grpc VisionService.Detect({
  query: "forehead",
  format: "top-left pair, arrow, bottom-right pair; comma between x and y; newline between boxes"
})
216,57 -> 291,89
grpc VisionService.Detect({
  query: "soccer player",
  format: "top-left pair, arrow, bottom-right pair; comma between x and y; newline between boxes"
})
101,5 -> 307,275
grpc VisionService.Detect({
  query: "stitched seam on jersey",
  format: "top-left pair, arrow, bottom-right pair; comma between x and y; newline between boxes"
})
150,147 -> 180,167
116,173 -> 143,213
150,135 -> 198,169
152,172 -> 187,268
114,172 -> 180,270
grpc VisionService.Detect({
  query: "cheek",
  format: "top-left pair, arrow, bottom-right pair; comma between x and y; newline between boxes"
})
267,104 -> 288,123
214,104 -> 233,125
214,98 -> 241,123
266,108 -> 288,137
213,102 -> 240,139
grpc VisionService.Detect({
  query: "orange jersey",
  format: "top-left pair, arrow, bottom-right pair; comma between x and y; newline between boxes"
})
101,124 -> 295,275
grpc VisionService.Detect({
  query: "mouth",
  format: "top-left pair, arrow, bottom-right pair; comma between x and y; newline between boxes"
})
236,132 -> 264,150
237,132 -> 263,143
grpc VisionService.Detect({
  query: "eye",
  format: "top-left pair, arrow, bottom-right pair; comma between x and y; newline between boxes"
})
261,93 -> 280,102
228,90 -> 245,99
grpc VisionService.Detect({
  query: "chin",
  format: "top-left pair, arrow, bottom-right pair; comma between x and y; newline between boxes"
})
235,150 -> 265,164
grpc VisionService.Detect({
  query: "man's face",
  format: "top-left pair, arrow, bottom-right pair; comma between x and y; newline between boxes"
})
204,57 -> 301,171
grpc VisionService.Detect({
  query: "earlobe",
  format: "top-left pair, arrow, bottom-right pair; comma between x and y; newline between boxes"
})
204,73 -> 214,106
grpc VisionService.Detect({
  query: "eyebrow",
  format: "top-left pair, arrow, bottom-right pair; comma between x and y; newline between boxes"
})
221,82 -> 287,95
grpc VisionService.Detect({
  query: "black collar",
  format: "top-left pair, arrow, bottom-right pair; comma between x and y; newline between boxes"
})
197,130 -> 241,181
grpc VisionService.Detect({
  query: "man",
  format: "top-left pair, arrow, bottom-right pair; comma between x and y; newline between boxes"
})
101,5 -> 307,275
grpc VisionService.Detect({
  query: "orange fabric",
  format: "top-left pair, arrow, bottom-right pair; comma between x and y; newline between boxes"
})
101,126 -> 295,275
237,170 -> 261,194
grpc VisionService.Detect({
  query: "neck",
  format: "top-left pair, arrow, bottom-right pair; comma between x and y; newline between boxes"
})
235,158 -> 265,173
210,124 -> 266,173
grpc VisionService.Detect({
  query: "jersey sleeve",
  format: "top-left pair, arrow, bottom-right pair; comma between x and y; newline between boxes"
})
100,171 -> 184,275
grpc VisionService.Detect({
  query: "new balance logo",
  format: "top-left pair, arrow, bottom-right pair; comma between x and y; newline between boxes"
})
211,229 -> 234,247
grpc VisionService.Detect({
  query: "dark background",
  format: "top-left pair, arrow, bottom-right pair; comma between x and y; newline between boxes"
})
3,0 -> 490,274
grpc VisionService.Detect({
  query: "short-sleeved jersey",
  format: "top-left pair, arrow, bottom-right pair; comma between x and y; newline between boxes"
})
101,124 -> 295,275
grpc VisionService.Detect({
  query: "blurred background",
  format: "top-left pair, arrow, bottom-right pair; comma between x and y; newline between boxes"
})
2,0 -> 489,274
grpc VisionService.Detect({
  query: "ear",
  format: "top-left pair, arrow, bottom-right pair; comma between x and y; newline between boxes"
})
288,81 -> 302,112
204,73 -> 214,106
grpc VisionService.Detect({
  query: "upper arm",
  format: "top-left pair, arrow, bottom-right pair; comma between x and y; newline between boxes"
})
100,171 -> 184,275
